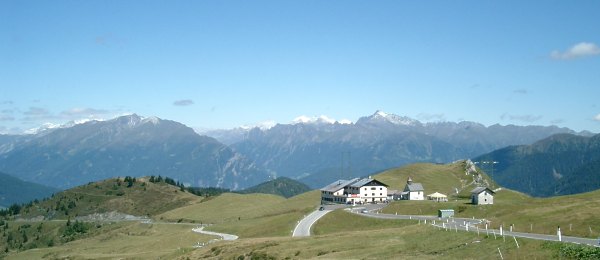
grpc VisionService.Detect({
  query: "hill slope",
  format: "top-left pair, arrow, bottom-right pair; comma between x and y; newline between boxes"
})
374,160 -> 498,198
12,176 -> 201,220
0,171 -> 58,207
473,133 -> 600,197
237,177 -> 311,198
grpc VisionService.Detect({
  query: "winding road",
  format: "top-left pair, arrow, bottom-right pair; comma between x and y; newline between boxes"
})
293,204 -> 600,247
292,209 -> 333,237
192,226 -> 239,241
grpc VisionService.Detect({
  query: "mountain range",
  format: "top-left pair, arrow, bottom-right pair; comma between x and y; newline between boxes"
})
0,115 -> 268,190
213,111 -> 586,188
473,133 -> 600,197
0,111 -> 593,194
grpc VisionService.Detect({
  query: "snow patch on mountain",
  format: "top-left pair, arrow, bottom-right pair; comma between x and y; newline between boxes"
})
358,110 -> 421,126
142,116 -> 161,125
24,118 -> 96,135
240,120 -> 277,130
292,115 -> 350,125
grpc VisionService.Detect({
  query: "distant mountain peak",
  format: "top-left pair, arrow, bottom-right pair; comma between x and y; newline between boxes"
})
358,110 -> 421,126
106,114 -> 166,128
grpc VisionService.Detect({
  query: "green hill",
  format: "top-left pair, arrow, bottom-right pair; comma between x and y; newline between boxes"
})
10,176 -> 202,220
375,160 -> 499,198
237,177 -> 311,198
0,172 -> 59,207
375,161 -> 600,238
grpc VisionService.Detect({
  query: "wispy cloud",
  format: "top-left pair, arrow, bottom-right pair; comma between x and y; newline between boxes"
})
0,115 -> 14,121
95,33 -> 125,47
551,42 -> 600,60
594,114 -> 600,122
1,100 -> 14,105
550,119 -> 565,124
173,99 -> 195,106
417,113 -> 445,121
513,89 -> 528,95
60,108 -> 109,117
21,107 -> 55,122
501,113 -> 542,123
24,107 -> 50,116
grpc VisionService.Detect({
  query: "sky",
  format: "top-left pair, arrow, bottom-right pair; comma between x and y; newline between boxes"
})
1,1 -> 600,134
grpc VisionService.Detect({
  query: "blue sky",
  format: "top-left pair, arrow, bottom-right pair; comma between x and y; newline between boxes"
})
1,1 -> 600,134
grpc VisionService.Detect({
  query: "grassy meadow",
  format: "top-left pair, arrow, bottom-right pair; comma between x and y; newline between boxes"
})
378,164 -> 600,238
183,209 -> 566,259
5,221 -> 214,260
159,190 -> 321,238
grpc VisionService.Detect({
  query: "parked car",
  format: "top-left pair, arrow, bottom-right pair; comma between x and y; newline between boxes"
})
319,206 -> 325,211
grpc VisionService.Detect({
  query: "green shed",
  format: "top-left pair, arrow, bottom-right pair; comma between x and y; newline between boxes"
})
438,209 -> 454,218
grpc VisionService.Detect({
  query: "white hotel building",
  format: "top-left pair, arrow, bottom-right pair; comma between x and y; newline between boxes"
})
320,177 -> 389,204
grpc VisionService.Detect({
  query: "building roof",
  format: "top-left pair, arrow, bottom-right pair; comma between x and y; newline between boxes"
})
404,182 -> 424,192
387,189 -> 400,195
349,178 -> 388,188
470,187 -> 495,194
427,192 -> 447,198
320,178 -> 359,192
320,177 -> 388,192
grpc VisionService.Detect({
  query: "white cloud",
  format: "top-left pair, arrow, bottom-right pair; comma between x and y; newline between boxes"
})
594,113 -> 600,122
500,113 -> 542,123
173,99 -> 194,106
61,107 -> 109,117
24,107 -> 50,116
551,42 -> 600,60
417,113 -> 445,122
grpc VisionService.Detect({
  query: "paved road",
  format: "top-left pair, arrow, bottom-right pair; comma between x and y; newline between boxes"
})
355,209 -> 600,247
292,209 -> 332,237
192,226 -> 238,241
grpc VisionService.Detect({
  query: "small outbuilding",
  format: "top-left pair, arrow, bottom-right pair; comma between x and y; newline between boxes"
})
438,209 -> 454,218
471,187 -> 495,205
427,192 -> 448,202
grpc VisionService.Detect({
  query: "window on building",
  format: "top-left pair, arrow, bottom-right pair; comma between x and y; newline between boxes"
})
371,187 -> 376,190
372,193 -> 375,196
